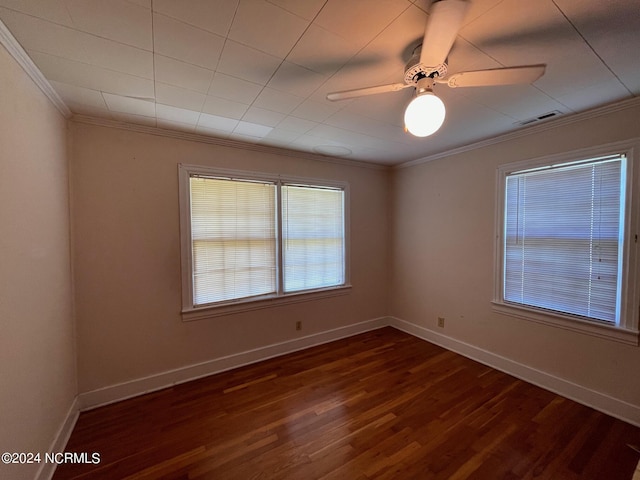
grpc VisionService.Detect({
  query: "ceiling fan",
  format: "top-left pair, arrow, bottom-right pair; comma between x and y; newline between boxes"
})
326,0 -> 546,137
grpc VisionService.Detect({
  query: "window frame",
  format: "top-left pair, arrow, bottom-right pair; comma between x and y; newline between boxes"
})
178,164 -> 351,320
493,140 -> 640,345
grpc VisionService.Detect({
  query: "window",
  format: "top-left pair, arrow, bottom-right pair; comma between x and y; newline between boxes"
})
494,143 -> 639,344
282,184 -> 346,293
190,176 -> 277,305
179,165 -> 349,318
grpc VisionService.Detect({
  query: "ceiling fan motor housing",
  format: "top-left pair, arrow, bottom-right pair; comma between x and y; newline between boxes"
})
404,44 -> 448,84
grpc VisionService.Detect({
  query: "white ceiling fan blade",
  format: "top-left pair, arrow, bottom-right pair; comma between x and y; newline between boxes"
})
441,65 -> 546,88
326,83 -> 413,101
419,0 -> 470,69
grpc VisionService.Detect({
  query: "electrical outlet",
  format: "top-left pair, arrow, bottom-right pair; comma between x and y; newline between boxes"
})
437,317 -> 445,328
295,321 -> 302,331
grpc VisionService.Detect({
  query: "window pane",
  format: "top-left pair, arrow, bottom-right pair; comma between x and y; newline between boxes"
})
282,185 -> 345,292
504,156 -> 624,323
190,177 -> 276,305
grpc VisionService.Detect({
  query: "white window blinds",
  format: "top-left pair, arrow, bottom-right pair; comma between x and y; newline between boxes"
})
282,185 -> 345,293
503,155 -> 625,323
190,177 -> 276,305
185,172 -> 347,308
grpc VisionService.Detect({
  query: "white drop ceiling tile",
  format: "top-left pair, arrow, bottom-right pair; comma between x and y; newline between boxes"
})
0,0 -> 73,25
554,78 -> 632,112
307,124 -> 391,150
314,0 -> 409,49
208,72 -> 264,105
349,87 -> 414,127
284,134 -> 321,150
153,13 -> 224,70
316,110 -> 360,132
202,95 -> 249,119
233,121 -> 273,138
334,143 -> 395,163
444,37 -> 502,74
361,4 -> 427,60
289,134 -> 351,155
197,113 -> 239,132
460,0 -> 585,67
266,0 -> 326,20
155,83 -> 206,111
311,54 -> 399,103
553,0 -> 640,95
103,92 -> 156,117
228,0 -> 308,58
156,118 -> 197,133
534,56 -> 617,99
263,127 -> 302,142
195,125 -> 232,138
291,98 -> 344,122
1,8 -> 153,78
267,61 -> 328,97
458,0 -> 616,98
253,87 -> 304,115
434,97 -> 516,143
598,58 -> 640,96
64,0 -> 152,50
461,0 -> 506,26
29,51 -> 155,99
156,104 -> 200,124
216,40 -> 282,85
49,81 -> 108,111
153,0 -> 238,36
286,24 -> 361,75
154,55 -> 214,93
242,107 -> 286,127
276,116 -> 318,134
455,84 -> 565,122
324,110 -> 407,143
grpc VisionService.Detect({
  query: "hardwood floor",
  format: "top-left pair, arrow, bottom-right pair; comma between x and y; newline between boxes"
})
54,327 -> 640,479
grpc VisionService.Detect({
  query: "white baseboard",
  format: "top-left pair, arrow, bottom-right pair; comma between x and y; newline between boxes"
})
35,396 -> 80,480
389,316 -> 640,427
79,317 -> 389,411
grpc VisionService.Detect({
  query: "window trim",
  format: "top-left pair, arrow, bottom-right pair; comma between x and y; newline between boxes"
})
178,164 -> 351,320
493,140 -> 640,345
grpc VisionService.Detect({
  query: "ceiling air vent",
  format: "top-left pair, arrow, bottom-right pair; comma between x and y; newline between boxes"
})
518,110 -> 563,126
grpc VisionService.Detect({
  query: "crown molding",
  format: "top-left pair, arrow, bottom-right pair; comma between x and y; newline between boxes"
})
71,114 -> 389,171
0,18 -> 71,118
396,96 -> 640,169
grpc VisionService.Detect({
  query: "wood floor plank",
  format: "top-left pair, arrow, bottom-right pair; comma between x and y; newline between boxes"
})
54,327 -> 640,479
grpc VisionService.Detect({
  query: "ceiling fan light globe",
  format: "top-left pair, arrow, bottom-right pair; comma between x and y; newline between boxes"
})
404,92 -> 446,137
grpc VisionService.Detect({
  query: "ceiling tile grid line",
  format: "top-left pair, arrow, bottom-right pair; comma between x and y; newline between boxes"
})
549,0 -> 633,97
0,0 -> 638,165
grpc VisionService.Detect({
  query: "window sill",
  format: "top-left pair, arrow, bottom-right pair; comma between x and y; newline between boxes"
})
491,301 -> 639,345
182,285 -> 352,322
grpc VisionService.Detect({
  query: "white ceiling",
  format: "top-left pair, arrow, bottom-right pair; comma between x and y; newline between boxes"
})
1,0 -> 638,166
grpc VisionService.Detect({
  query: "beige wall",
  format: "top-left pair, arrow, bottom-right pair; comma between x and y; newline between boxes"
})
390,105 -> 640,407
0,46 -> 76,479
70,123 -> 391,394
